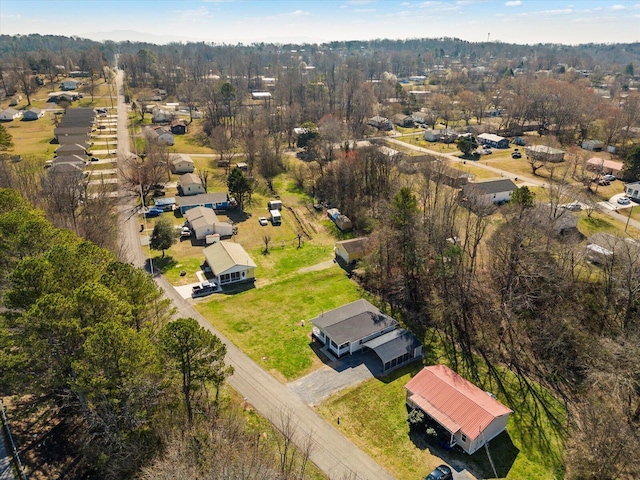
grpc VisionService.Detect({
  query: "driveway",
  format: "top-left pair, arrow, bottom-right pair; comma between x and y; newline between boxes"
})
112,67 -> 396,480
288,348 -> 382,406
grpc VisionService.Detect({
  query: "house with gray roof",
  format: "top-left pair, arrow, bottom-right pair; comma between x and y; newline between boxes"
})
311,299 -> 422,372
461,179 -> 517,206
202,241 -> 256,286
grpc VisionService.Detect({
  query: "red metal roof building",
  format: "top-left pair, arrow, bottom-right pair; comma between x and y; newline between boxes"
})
405,365 -> 513,454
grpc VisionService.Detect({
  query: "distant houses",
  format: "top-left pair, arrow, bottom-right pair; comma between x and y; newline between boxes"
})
525,145 -> 565,163
22,108 -> 44,121
0,108 -> 22,121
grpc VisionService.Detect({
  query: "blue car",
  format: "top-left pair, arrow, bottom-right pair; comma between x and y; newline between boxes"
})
144,207 -> 163,218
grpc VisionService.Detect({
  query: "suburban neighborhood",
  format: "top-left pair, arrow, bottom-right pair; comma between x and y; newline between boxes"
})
1,9 -> 640,480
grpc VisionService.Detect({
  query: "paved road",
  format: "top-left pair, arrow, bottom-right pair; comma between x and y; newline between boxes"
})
0,435 -> 15,480
113,67 -> 396,480
386,137 -> 640,232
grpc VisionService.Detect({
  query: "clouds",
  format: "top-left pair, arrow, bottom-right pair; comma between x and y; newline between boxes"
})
505,0 -> 522,6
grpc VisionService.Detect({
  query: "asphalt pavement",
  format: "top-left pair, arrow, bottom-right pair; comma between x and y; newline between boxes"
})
113,67 -> 396,480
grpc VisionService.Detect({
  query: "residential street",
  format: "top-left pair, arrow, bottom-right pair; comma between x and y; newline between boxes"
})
113,68 -> 396,480
386,136 -> 640,232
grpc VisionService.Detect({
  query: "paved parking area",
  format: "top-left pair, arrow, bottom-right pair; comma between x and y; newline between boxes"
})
287,348 -> 382,406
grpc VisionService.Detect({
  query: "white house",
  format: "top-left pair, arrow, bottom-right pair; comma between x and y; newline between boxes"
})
525,145 -> 565,163
311,299 -> 422,372
184,206 -> 234,239
203,241 -> 256,286
170,154 -> 195,174
178,173 -> 206,196
477,133 -> 509,148
0,108 -> 22,121
405,365 -> 513,454
461,179 -> 517,206
146,126 -> 174,146
625,181 -> 640,201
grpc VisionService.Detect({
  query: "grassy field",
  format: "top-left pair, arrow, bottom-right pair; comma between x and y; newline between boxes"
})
317,340 -> 566,480
195,267 -> 363,381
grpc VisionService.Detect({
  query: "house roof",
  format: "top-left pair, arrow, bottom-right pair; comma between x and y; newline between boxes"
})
311,299 -> 398,346
405,365 -> 513,440
55,143 -> 86,153
586,157 -> 623,171
185,206 -> 219,231
177,192 -> 229,208
171,154 -> 194,166
58,135 -> 89,146
203,241 -> 256,276
336,237 -> 370,255
363,329 -> 422,364
52,154 -> 85,166
464,179 -> 517,195
478,133 -> 507,142
26,108 -> 43,115
179,173 -> 202,187
526,145 -> 564,155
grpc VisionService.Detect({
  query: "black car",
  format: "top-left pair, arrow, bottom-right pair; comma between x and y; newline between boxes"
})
425,465 -> 452,480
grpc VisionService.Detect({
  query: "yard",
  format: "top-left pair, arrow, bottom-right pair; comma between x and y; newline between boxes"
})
317,333 -> 566,480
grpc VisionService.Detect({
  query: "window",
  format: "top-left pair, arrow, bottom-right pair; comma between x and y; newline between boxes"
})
461,434 -> 467,443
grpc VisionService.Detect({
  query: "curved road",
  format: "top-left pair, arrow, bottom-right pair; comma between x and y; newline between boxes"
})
113,70 -> 394,480
386,136 -> 640,232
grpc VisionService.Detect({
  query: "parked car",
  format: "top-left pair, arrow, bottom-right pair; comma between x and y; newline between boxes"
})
562,203 -> 582,212
191,282 -> 217,298
603,174 -> 616,181
153,189 -> 166,197
143,207 -> 163,218
258,216 -> 268,226
597,179 -> 610,186
511,150 -> 522,159
89,156 -> 99,162
425,465 -> 452,480
617,196 -> 631,205
180,226 -> 191,237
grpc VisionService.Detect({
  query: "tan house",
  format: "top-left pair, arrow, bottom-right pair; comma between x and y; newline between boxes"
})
335,237 -> 371,264
170,154 -> 195,174
184,206 -> 234,239
203,241 -> 256,286
525,145 -> 565,163
405,365 -> 513,454
178,173 -> 206,196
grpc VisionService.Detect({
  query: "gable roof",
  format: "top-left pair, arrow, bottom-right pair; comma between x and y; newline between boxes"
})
203,241 -> 256,276
171,154 -> 194,166
464,179 -> 517,195
586,157 -> 623,172
405,365 -> 513,440
185,206 -> 218,231
179,172 -> 202,187
177,192 -> 229,208
478,133 -> 506,142
336,237 -> 370,255
311,299 -> 398,345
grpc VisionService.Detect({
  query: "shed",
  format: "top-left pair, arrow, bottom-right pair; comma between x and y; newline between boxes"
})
581,139 -> 604,151
335,215 -> 353,232
153,197 -> 176,211
170,154 -> 195,174
335,237 -> 370,264
405,365 -> 513,454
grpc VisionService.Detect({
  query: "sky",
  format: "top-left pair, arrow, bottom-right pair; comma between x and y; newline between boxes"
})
1,0 -> 639,46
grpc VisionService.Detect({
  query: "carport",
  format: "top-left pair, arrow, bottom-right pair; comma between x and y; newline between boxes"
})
363,329 -> 422,372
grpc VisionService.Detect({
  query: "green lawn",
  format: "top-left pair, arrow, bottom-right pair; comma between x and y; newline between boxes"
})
195,267 -> 363,381
317,335 -> 566,480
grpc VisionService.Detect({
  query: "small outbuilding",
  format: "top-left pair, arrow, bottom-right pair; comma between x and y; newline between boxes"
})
585,157 -> 623,177
335,237 -> 371,264
405,365 -> 513,455
267,199 -> 282,211
170,154 -> 195,174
